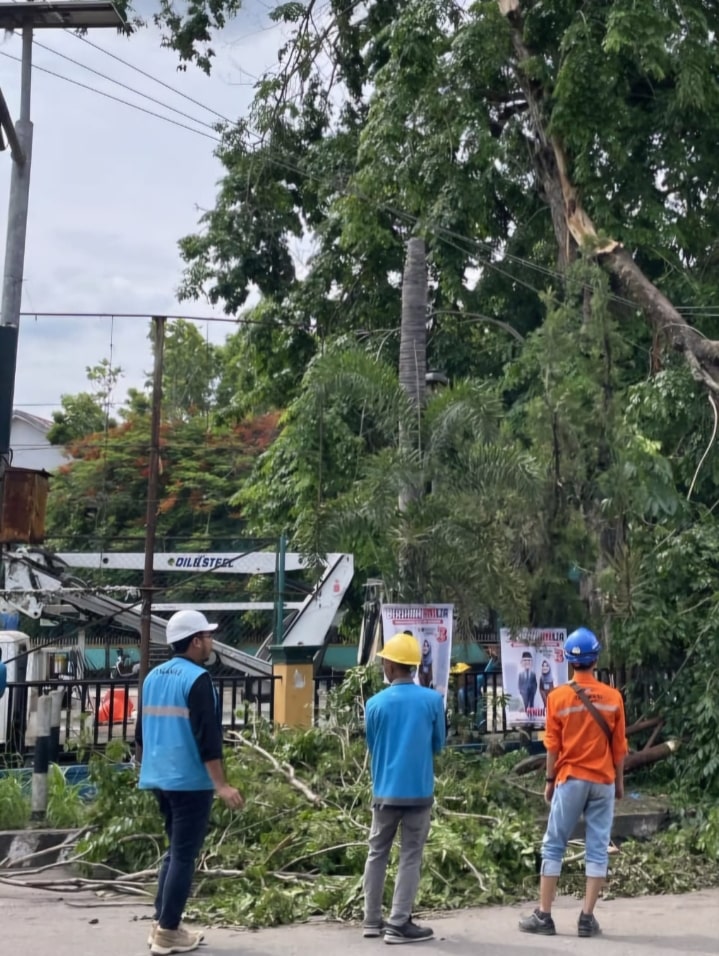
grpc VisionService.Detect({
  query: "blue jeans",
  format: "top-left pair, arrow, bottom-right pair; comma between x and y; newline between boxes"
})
154,789 -> 214,929
541,777 -> 615,878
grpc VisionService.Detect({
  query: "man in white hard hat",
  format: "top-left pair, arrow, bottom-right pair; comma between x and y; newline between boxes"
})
136,610 -> 243,955
362,632 -> 446,945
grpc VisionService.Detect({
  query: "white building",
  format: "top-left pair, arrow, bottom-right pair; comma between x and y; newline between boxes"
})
9,410 -> 69,472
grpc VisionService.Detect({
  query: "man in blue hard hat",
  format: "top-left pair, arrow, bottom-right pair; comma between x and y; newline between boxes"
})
518,627 -> 627,939
136,610 -> 243,955
362,631 -> 446,945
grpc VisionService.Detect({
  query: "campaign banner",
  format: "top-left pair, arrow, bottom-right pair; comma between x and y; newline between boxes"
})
500,628 -> 568,727
380,604 -> 453,701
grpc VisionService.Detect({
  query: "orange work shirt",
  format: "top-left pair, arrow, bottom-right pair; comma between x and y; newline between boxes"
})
544,670 -> 628,785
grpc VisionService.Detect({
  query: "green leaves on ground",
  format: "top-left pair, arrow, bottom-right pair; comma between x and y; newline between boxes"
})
75,676 -> 719,928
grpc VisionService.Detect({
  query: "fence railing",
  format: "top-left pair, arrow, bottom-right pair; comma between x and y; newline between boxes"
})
312,670 -> 511,736
2,665 -> 666,763
313,673 -> 345,724
0,675 -> 277,762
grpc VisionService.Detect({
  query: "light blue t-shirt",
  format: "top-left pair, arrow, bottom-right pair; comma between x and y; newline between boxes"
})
365,679 -> 446,806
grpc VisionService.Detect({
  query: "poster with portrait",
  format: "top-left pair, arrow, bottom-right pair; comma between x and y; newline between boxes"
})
380,604 -> 454,702
500,627 -> 568,727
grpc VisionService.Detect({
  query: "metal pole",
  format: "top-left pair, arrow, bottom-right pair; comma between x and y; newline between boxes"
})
31,692 -> 51,821
48,687 -> 64,763
0,25 -> 33,467
138,316 -> 165,692
273,533 -> 287,644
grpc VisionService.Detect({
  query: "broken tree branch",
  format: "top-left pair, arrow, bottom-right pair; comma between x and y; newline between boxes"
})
496,0 -> 719,395
226,730 -> 324,806
512,738 -> 680,777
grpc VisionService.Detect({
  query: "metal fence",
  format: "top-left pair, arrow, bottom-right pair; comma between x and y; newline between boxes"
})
313,673 -> 344,724
0,675 -> 277,762
2,665 -> 667,764
312,669 -> 510,737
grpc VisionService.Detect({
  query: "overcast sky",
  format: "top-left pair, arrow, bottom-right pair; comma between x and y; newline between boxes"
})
0,1 -> 287,419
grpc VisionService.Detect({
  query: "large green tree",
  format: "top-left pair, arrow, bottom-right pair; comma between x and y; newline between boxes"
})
59,1 -> 719,787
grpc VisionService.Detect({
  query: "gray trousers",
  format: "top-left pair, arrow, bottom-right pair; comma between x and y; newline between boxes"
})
363,804 -> 432,926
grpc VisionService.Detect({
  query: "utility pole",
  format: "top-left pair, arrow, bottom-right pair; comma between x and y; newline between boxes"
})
0,2 -> 125,477
138,315 -> 166,692
0,25 -> 32,472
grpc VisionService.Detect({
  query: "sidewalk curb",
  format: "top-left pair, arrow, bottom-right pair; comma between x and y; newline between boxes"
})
0,828 -> 81,868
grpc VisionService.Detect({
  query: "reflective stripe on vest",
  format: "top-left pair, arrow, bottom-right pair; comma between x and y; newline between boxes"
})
143,705 -> 190,718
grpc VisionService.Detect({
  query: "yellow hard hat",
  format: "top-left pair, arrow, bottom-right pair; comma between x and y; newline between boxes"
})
377,632 -> 421,667
450,662 -> 471,674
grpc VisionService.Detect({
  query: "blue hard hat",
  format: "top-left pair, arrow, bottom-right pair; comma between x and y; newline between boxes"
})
565,627 -> 601,665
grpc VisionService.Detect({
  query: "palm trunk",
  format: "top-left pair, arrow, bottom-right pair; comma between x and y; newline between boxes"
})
397,237 -> 428,598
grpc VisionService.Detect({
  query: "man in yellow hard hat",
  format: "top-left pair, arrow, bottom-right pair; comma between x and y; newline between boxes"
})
362,632 -> 446,944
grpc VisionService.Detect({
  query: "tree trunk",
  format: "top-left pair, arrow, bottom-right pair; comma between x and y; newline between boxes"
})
397,237 -> 428,599
398,236 -> 428,510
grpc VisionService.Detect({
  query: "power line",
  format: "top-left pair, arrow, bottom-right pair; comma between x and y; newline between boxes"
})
0,50 -> 220,143
4,14 -> 710,337
19,311 -> 239,322
30,36 -> 219,132
72,33 -> 234,124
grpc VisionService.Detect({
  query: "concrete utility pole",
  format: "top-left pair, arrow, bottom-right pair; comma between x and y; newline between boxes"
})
0,25 -> 32,471
138,315 -> 166,692
0,1 -> 125,475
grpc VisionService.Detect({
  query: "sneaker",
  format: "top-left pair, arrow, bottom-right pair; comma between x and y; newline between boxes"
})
518,909 -> 556,935
147,922 -> 204,947
150,926 -> 201,955
363,920 -> 387,938
384,919 -> 433,944
578,912 -> 602,937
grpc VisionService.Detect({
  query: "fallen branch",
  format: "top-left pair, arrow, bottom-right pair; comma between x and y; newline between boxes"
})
462,853 -> 487,891
282,842 -> 366,871
226,730 -> 324,806
436,806 -> 500,825
625,740 -> 680,772
0,874 -> 151,895
625,717 -> 663,737
512,737 -> 679,777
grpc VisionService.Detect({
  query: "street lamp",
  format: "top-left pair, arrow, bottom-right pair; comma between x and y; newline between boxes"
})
0,1 -> 125,471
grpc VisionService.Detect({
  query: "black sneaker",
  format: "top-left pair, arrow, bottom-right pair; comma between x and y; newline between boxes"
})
363,921 -> 387,938
578,912 -> 601,937
518,909 -> 556,935
384,920 -> 433,944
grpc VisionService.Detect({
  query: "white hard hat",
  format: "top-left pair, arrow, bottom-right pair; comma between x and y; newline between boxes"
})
165,609 -> 218,644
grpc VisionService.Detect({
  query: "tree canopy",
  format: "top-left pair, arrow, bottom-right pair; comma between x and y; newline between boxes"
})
41,1 -> 719,792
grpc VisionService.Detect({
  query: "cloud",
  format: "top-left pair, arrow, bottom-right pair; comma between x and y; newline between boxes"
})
0,8 -> 286,416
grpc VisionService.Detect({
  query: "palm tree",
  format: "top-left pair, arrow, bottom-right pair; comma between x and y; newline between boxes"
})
287,341 -> 539,631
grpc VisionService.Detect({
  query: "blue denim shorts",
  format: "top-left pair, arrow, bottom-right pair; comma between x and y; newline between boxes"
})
541,777 -> 615,878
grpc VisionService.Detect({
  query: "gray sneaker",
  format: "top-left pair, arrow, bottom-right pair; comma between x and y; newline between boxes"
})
363,920 -> 387,938
518,909 -> 556,935
384,920 -> 433,944
578,912 -> 601,937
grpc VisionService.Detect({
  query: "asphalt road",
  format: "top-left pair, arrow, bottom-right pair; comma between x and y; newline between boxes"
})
2,881 -> 717,955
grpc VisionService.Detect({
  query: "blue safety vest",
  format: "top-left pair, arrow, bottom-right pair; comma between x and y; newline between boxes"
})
138,657 -> 215,791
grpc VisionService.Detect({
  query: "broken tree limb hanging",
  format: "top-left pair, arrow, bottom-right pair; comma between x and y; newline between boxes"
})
496,1 -> 719,396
